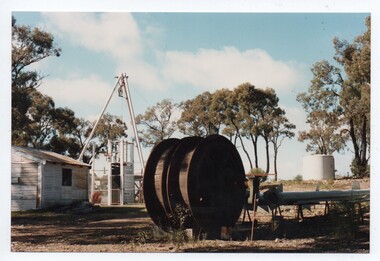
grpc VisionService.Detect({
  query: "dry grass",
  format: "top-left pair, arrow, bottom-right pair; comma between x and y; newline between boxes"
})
11,179 -> 370,253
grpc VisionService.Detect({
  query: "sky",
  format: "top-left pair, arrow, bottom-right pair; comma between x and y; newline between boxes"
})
8,10 -> 370,180
1,0 -> 380,260
2,2 -> 379,179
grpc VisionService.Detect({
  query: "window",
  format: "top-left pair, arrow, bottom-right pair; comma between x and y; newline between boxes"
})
62,168 -> 72,186
11,177 -> 20,184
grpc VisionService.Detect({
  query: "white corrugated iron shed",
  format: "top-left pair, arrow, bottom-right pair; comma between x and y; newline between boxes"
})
11,146 -> 91,211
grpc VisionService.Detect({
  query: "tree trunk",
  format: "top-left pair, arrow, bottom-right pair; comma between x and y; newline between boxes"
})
233,133 -> 238,146
232,124 -> 252,170
273,150 -> 277,181
349,118 -> 360,162
360,116 -> 367,166
250,133 -> 259,169
264,136 -> 270,174
238,133 -> 253,170
273,145 -> 278,181
349,116 -> 369,177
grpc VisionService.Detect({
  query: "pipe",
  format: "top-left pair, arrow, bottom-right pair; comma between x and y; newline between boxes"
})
263,189 -> 370,208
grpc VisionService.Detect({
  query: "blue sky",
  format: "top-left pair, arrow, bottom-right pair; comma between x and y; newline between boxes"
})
9,11 -> 371,180
2,0 -> 378,180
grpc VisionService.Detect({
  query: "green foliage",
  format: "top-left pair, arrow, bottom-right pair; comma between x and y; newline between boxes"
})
168,204 -> 191,230
293,174 -> 303,182
329,201 -> 362,239
166,205 -> 192,247
178,91 -> 218,137
249,167 -> 267,182
136,99 -> 178,147
12,17 -> 61,147
11,17 -> 61,90
11,18 -> 128,161
176,84 -> 295,175
297,16 -> 370,177
249,167 -> 265,175
135,230 -> 150,244
297,61 -> 347,155
269,108 -> 296,180
350,158 -> 370,178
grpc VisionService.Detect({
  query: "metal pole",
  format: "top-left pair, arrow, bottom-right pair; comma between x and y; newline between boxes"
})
250,193 -> 257,241
121,74 -> 145,174
108,162 -> 112,206
90,142 -> 95,203
120,139 -> 124,205
78,76 -> 122,161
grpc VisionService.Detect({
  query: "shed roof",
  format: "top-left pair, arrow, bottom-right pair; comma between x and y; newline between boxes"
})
12,146 -> 91,168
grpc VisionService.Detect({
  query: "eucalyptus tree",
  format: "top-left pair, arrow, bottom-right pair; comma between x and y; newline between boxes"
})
297,16 -> 370,177
11,16 -> 61,146
213,88 -> 253,169
16,90 -> 80,158
177,92 -> 219,137
334,16 -> 370,177
269,109 -> 296,180
25,91 -> 58,148
256,88 -> 281,174
235,83 -> 280,171
136,99 -> 178,147
234,83 -> 262,169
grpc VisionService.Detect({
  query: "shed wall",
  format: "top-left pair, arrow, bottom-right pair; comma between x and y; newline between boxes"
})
42,163 -> 88,208
11,153 -> 39,211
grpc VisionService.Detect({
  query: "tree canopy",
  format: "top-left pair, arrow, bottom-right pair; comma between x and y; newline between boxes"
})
136,99 -> 178,147
137,84 -> 295,179
11,18 -> 128,163
297,16 -> 370,177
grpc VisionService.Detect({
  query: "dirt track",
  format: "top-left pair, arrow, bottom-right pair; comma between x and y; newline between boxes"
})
11,179 -> 370,253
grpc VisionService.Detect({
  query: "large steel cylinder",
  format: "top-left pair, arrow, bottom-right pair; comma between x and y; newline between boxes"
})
143,135 -> 246,237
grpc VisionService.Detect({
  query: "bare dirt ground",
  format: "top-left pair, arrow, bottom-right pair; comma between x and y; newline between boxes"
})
11,178 -> 370,253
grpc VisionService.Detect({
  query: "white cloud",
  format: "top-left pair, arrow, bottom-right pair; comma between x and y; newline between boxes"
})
116,60 -> 167,91
42,12 -> 142,60
38,13 -> 305,108
280,104 -> 309,133
42,12 -> 168,91
39,74 -> 112,106
161,47 -> 301,92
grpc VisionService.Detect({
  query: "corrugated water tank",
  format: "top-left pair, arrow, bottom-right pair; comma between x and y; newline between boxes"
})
302,154 -> 335,180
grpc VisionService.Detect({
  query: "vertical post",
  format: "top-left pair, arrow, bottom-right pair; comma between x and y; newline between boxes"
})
120,139 -> 125,205
250,193 -> 257,241
130,141 -> 134,167
108,162 -> 112,206
125,141 -> 129,164
90,143 -> 96,203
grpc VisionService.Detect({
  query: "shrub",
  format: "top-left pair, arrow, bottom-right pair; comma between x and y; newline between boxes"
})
250,167 -> 267,182
329,201 -> 362,239
350,159 -> 370,178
